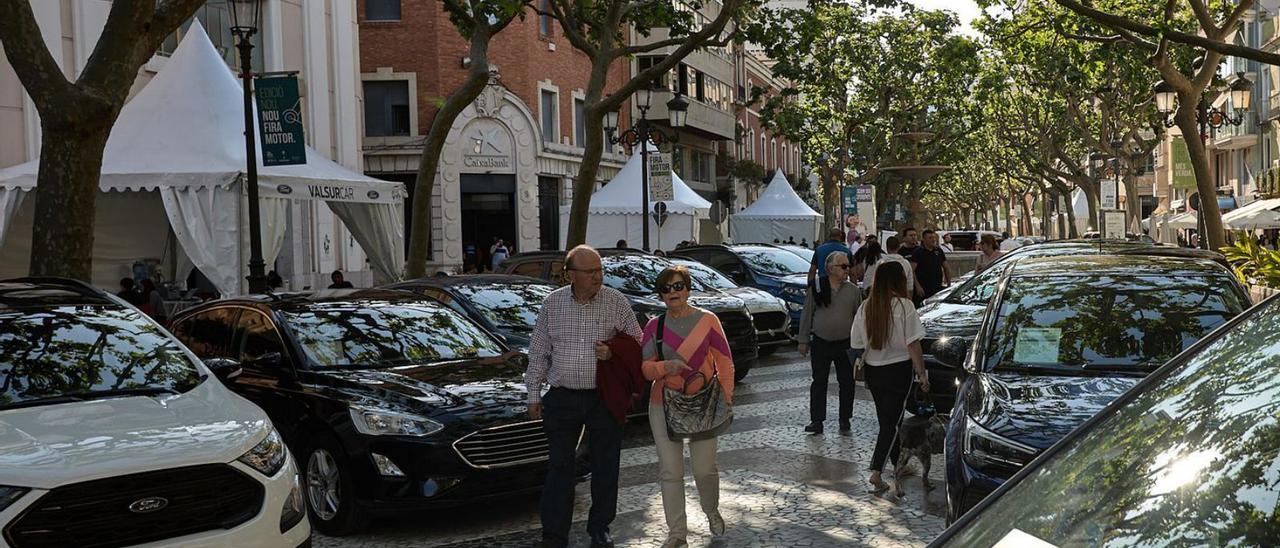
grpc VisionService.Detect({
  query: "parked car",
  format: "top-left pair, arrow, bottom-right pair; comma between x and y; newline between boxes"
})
1082,231 -> 1157,243
0,278 -> 310,547
940,230 -> 1003,251
931,293 -> 1280,547
777,244 -> 815,263
499,250 -> 759,380
383,275 -> 556,352
169,290 -> 583,535
668,258 -> 792,356
936,255 -> 1249,522
667,244 -> 811,334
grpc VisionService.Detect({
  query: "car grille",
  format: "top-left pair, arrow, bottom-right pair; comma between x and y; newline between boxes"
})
5,464 -> 264,548
752,311 -> 788,331
716,311 -> 758,360
454,421 -> 582,469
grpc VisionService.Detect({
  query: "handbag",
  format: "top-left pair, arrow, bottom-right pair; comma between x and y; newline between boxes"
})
656,314 -> 733,441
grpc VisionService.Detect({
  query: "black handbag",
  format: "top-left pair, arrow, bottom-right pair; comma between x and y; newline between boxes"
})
656,314 -> 733,441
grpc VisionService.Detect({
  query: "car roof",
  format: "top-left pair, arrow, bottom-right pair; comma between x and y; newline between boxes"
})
0,278 -> 120,309
177,288 -> 438,315
1011,254 -> 1231,278
389,274 -> 552,289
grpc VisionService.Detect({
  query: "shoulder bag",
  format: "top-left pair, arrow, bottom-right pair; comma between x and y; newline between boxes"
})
656,314 -> 733,441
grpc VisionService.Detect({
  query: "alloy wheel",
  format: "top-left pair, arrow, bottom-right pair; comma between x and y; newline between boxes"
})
306,448 -> 341,521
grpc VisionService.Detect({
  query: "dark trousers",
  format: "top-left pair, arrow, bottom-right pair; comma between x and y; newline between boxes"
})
864,360 -> 914,472
809,337 -> 855,424
540,387 -> 623,547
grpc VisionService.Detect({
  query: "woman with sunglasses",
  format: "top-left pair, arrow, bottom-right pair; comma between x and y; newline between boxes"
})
797,251 -> 862,434
639,266 -> 735,547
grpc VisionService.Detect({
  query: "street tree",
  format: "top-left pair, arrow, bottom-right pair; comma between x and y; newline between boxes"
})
405,0 -> 527,278
0,0 -> 206,280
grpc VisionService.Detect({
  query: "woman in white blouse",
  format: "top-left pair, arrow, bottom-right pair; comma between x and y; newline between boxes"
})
849,261 -> 930,493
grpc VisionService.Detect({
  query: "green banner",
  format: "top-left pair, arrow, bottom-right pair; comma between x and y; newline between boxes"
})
841,186 -> 857,216
255,76 -> 307,166
1171,139 -> 1196,190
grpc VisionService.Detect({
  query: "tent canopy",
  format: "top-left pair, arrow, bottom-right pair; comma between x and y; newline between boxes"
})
1223,198 -> 1280,229
572,145 -> 711,216
1167,211 -> 1199,229
734,171 -> 821,219
0,23 -> 404,294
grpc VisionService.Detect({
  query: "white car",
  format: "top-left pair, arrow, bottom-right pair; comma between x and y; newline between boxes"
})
0,279 -> 310,548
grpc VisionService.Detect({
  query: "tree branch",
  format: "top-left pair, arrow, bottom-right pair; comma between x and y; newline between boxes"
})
1055,0 -> 1280,64
0,0 -> 75,111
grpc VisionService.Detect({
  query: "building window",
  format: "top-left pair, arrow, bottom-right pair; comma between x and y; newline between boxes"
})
539,0 -> 553,36
691,151 -> 713,183
364,81 -> 411,136
159,6 -> 262,72
574,98 -> 586,147
638,56 -> 671,89
759,134 -> 766,164
366,0 -> 402,21
673,145 -> 685,178
541,90 -> 558,144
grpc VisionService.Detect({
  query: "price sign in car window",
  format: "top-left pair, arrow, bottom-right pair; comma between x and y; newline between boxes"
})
1014,327 -> 1062,364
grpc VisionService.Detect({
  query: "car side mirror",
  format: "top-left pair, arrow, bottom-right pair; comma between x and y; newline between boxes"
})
932,337 -> 970,370
204,357 -> 243,382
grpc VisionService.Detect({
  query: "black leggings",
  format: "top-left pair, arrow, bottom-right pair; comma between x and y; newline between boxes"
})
863,360 -> 914,472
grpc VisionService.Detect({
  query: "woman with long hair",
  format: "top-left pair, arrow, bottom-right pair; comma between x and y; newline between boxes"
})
797,252 -> 862,434
851,242 -> 884,286
975,234 -> 1003,273
849,261 -> 929,492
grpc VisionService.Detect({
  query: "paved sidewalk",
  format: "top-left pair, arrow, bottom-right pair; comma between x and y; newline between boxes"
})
316,351 -> 947,547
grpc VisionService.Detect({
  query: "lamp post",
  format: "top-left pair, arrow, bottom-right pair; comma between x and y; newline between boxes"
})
1153,71 -> 1253,249
229,0 -> 268,293
604,82 -> 689,251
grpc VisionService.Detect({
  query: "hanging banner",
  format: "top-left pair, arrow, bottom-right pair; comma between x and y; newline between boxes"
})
648,153 -> 673,201
1101,178 -> 1118,210
1171,140 -> 1196,190
255,76 -> 307,166
841,187 -> 858,216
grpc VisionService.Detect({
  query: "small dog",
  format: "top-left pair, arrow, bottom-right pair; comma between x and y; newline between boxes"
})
893,413 -> 947,497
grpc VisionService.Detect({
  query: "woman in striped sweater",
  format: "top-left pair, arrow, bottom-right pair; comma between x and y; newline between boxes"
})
640,265 -> 735,548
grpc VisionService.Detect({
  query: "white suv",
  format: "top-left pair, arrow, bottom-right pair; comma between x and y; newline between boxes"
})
0,279 -> 310,548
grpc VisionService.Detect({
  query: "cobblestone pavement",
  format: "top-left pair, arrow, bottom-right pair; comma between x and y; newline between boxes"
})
316,349 -> 948,548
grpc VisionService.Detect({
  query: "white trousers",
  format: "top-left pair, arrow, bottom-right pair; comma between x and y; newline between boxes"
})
649,403 -> 720,539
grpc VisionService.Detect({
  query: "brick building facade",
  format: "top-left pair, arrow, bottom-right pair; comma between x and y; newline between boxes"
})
720,47 -> 804,214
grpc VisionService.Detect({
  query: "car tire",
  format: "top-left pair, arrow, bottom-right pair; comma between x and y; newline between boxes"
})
757,345 -> 777,358
302,435 -> 366,536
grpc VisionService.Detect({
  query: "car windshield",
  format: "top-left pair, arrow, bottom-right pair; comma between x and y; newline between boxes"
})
0,306 -> 202,408
674,261 -> 736,290
941,296 -> 1280,547
282,300 -> 505,368
603,256 -> 710,294
735,247 -> 811,277
450,283 -> 555,330
988,275 -> 1243,372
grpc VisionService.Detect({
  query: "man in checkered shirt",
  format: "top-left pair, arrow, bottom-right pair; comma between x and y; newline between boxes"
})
526,245 -> 641,548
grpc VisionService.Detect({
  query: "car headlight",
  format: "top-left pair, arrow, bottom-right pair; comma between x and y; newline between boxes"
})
279,471 -> 305,533
779,285 -> 806,302
350,405 -> 445,437
963,415 -> 1037,470
238,428 -> 288,477
0,486 -> 28,513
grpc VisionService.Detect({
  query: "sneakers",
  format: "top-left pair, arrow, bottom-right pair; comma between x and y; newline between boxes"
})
709,512 -> 726,536
804,422 -> 823,434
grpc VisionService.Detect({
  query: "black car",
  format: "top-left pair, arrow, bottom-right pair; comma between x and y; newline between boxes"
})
931,293 -> 1280,547
384,275 -> 556,352
667,244 -> 812,334
938,255 -> 1249,523
169,290 -> 583,535
499,250 -> 758,380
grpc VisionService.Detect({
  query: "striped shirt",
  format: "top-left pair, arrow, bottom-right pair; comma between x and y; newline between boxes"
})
639,309 -> 735,405
525,285 -> 641,405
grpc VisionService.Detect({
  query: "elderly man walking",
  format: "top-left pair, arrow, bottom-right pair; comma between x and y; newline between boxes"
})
527,245 -> 642,548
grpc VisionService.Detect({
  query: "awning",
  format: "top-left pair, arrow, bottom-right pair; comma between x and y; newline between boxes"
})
1224,197 -> 1280,230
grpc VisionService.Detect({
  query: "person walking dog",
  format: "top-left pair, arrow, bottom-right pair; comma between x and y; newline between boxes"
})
640,265 -> 734,548
797,252 -> 862,434
526,245 -> 642,548
849,261 -> 929,493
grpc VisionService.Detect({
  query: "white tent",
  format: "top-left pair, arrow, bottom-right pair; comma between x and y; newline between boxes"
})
0,23 -> 404,295
561,146 -> 711,249
1167,211 -> 1200,229
1223,198 -> 1280,229
729,171 -> 821,244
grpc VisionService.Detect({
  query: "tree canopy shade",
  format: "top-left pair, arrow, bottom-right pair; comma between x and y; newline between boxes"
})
0,0 -> 207,281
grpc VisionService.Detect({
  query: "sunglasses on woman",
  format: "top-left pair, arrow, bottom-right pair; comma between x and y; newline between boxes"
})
657,281 -> 688,294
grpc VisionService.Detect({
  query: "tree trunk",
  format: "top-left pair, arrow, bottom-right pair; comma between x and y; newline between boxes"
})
1080,183 -> 1099,232
1175,102 -> 1225,250
1019,193 -> 1034,236
565,97 -> 609,248
405,28 -> 495,278
1122,172 -> 1141,230
28,121 -> 113,279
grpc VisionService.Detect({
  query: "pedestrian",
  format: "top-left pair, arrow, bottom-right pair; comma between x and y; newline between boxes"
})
267,270 -> 284,290
908,230 -> 950,304
848,234 -> 864,258
139,279 -> 166,325
848,261 -> 929,494
526,245 -> 642,548
328,270 -> 354,289
898,227 -> 921,257
940,233 -> 954,252
787,236 -> 797,245
616,239 -> 628,249
798,252 -> 861,434
640,265 -> 733,547
975,234 -> 1004,273
654,249 -> 667,257
773,238 -> 782,244
800,238 -> 809,248
852,241 -> 884,287
117,277 -> 146,306
999,231 -> 1021,252
491,239 -> 510,271
808,228 -> 851,290
865,236 -> 913,294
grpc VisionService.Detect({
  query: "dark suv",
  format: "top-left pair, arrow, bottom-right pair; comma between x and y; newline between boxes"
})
499,250 -> 758,380
169,290 -> 584,535
667,244 -> 811,334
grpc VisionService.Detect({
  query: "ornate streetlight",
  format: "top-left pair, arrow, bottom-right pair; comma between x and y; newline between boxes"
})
229,0 -> 268,293
604,81 -> 689,251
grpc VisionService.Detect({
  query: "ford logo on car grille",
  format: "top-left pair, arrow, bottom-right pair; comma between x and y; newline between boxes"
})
128,497 -> 169,514
276,184 -> 293,195
367,190 -> 380,200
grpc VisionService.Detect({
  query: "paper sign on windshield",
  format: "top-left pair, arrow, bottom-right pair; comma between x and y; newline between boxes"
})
994,529 -> 1060,548
1014,327 -> 1062,363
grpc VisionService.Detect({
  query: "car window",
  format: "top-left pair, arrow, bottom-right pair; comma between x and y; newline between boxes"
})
280,300 -> 505,368
511,261 -> 544,279
0,306 -> 203,408
603,256 -> 711,295
450,283 -> 556,330
987,275 -> 1244,372
675,261 -> 736,290
171,308 -> 239,359
951,264 -> 1006,305
735,247 -> 811,277
942,297 -> 1280,547
234,309 -> 287,362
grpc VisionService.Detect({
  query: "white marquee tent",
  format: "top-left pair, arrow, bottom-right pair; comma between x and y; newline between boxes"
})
0,23 -> 404,295
729,171 -> 821,244
1223,198 -> 1280,229
561,146 -> 711,249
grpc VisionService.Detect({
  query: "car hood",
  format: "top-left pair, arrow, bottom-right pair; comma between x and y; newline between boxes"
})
685,291 -> 747,312
719,287 -> 785,313
968,372 -> 1141,450
771,273 -> 809,287
919,301 -> 987,341
0,380 -> 270,489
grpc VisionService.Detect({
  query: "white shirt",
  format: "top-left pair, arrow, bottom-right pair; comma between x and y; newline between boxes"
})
940,243 -> 954,252
1000,238 -> 1022,252
864,253 -> 913,292
850,297 -> 925,366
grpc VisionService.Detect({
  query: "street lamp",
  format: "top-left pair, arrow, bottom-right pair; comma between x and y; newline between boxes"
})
228,0 -> 268,293
605,81 -> 689,251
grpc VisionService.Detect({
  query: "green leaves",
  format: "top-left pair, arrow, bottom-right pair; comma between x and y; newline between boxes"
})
1221,232 -> 1280,289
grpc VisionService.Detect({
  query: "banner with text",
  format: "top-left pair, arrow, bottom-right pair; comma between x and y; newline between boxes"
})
255,76 -> 307,166
648,153 -> 673,202
1171,140 -> 1196,190
841,187 -> 858,216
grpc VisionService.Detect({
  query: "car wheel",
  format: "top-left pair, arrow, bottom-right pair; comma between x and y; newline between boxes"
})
303,435 -> 366,536
757,345 -> 777,358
